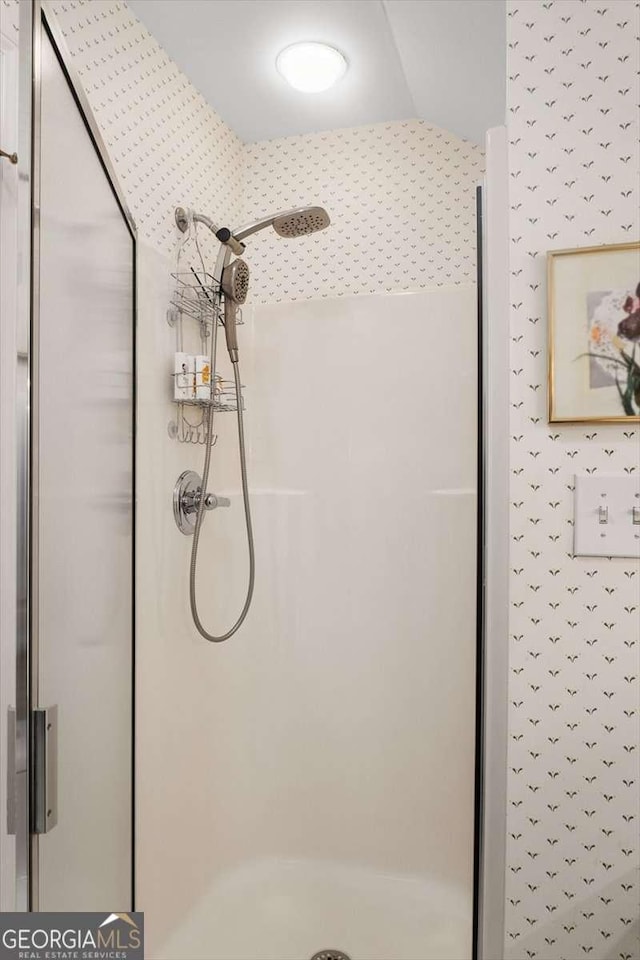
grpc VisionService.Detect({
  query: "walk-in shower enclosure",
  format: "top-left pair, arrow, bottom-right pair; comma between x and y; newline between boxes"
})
0,3 -> 485,957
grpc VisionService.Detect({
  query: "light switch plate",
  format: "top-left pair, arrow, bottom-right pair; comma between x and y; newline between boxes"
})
574,474 -> 640,559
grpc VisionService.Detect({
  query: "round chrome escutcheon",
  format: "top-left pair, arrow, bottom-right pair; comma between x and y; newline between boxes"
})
173,469 -> 202,536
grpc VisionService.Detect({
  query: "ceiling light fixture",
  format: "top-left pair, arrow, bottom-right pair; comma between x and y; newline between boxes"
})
276,42 -> 348,93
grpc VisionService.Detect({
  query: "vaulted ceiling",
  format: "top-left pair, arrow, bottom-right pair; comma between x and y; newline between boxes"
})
127,0 -> 505,145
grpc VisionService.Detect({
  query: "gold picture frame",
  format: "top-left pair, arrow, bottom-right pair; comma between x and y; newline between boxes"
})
548,241 -> 640,423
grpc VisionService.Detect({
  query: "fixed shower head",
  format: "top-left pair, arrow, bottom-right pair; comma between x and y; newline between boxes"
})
272,206 -> 331,238
221,258 -> 250,363
235,205 -> 330,242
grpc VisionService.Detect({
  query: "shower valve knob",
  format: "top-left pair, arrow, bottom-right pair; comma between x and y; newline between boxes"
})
203,492 -> 231,510
173,470 -> 230,535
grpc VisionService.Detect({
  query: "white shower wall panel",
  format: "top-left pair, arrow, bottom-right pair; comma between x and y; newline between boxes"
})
138,285 -> 478,960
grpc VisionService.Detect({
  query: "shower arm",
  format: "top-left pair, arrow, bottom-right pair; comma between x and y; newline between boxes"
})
209,217 -> 281,284
234,216 -> 278,241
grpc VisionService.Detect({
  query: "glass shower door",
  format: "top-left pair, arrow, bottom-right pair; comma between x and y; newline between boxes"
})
0,5 -> 19,915
29,14 -> 135,910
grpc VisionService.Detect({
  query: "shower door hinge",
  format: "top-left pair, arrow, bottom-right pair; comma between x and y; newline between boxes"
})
32,706 -> 58,834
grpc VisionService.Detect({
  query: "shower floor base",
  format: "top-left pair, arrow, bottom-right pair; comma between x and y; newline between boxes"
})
156,858 -> 472,960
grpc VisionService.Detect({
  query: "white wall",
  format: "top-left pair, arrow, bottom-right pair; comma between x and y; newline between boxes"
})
138,286 -> 479,960
504,2 -> 640,959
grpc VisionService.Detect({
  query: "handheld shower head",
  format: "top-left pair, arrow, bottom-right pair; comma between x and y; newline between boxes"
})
222,257 -> 250,304
221,258 -> 250,363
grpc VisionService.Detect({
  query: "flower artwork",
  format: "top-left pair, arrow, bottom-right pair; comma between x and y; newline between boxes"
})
548,243 -> 640,423
584,281 -> 640,416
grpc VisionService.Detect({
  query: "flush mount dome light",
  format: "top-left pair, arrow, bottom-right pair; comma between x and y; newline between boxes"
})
276,42 -> 348,93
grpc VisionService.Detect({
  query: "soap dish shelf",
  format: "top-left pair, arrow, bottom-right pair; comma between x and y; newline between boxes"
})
168,377 -> 245,445
170,372 -> 243,412
174,397 -> 241,411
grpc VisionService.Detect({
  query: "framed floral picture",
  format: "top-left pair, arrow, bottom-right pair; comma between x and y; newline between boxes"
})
548,241 -> 640,422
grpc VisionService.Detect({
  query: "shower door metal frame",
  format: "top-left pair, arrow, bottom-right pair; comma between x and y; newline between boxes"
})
14,0 -> 137,911
475,127 -> 510,960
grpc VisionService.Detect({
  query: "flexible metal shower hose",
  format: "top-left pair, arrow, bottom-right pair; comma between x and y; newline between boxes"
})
189,353 -> 255,642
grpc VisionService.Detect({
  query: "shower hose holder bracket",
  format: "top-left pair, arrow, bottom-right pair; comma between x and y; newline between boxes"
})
175,206 -> 189,233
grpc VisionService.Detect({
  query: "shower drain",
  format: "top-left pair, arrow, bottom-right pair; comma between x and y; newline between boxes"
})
310,952 -> 352,960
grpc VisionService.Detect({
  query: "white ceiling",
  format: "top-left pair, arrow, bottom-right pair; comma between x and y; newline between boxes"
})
127,0 -> 505,145
384,0 -> 505,144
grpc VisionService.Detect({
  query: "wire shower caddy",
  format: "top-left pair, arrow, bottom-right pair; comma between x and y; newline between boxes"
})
167,270 -> 245,445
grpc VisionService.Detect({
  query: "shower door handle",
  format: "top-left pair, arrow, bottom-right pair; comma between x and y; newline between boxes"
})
8,707 -> 59,834
6,708 -> 16,834
32,706 -> 58,834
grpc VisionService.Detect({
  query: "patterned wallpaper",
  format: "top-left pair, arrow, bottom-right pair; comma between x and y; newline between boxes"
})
43,0 -> 244,256
1,1 -> 482,300
1,0 -> 18,38
242,121 -> 483,302
504,3 -> 640,960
